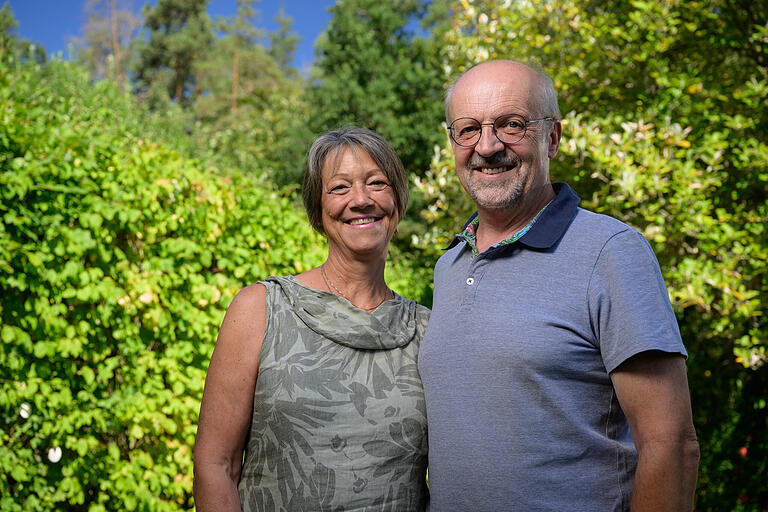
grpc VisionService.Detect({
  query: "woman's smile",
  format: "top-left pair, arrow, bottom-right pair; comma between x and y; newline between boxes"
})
321,147 -> 397,257
347,216 -> 381,226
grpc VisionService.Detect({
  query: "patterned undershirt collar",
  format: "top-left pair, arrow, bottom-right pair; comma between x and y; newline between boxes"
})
457,201 -> 553,257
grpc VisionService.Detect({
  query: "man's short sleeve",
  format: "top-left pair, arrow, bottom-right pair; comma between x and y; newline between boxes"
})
587,228 -> 686,373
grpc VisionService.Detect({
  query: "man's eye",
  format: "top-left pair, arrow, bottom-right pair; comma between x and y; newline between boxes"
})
459,125 -> 479,136
500,118 -> 525,130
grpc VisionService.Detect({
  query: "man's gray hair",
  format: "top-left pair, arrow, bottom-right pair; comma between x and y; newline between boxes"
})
303,127 -> 409,235
444,60 -> 561,122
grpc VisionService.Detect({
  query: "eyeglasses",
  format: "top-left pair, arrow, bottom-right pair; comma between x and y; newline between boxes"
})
448,114 -> 555,147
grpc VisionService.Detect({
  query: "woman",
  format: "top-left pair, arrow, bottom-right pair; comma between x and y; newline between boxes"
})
193,127 -> 430,511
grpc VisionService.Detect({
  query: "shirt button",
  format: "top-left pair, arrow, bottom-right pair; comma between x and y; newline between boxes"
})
466,277 -> 475,285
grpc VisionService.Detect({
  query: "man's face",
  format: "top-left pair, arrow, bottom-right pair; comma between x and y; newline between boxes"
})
448,63 -> 560,212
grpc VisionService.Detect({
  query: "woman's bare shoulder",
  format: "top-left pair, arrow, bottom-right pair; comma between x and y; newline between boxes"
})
231,282 -> 267,308
216,282 -> 268,350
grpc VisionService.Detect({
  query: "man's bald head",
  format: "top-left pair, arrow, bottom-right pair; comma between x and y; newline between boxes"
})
444,60 -> 561,122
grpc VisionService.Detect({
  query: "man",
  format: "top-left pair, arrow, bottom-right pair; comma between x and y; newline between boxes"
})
418,60 -> 700,511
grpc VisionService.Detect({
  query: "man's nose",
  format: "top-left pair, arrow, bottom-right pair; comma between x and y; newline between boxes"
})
474,124 -> 505,156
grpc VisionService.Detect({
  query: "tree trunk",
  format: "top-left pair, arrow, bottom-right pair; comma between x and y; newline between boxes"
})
231,49 -> 240,112
175,71 -> 183,104
110,0 -> 123,89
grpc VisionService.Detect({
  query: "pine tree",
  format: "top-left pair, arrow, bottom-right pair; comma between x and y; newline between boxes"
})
73,0 -> 142,88
133,0 -> 213,106
308,0 -> 449,176
192,0 -> 309,185
268,7 -> 300,75
194,0 -> 276,119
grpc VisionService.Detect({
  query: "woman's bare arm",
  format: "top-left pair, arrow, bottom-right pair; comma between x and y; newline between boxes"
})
193,283 -> 267,512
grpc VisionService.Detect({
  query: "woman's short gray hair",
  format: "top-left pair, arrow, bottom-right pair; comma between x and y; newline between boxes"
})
302,127 -> 409,235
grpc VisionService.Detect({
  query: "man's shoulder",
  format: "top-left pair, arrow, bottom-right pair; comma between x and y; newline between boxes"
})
434,238 -> 467,267
569,207 -> 639,242
566,208 -> 661,269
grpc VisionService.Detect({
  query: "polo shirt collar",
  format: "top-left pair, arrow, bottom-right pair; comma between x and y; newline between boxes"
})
444,182 -> 580,251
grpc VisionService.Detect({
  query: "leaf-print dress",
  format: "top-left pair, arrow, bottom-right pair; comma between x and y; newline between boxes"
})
237,276 -> 430,512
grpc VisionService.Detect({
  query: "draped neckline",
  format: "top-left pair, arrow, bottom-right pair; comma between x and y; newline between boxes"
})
264,275 -> 420,350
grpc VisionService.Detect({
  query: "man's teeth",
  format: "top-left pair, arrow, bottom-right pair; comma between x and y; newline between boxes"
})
349,218 -> 377,225
478,167 -> 509,175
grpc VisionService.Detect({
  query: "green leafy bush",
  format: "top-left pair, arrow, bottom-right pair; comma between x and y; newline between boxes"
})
0,56 -> 331,510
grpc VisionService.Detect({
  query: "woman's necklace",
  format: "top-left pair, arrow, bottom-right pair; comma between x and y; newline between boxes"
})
320,264 -> 393,312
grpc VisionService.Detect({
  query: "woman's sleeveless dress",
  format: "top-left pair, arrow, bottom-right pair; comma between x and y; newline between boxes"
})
237,275 -> 430,512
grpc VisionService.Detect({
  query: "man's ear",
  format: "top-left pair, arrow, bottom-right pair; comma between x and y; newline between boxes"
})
548,120 -> 562,158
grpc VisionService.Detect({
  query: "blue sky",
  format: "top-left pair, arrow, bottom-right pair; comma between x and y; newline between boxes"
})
4,0 -> 335,71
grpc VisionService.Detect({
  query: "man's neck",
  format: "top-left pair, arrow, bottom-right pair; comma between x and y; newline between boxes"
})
474,184 -> 556,253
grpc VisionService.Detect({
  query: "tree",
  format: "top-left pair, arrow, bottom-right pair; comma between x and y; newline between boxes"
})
194,0 -> 288,119
73,0 -> 142,88
0,1 -> 17,59
267,6 -> 300,74
132,0 -> 213,106
413,1 -> 767,508
191,0 -> 310,186
308,0 -> 449,177
0,2 -> 45,63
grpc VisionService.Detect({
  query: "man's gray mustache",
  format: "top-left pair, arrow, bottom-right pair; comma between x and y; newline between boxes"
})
468,154 -> 520,168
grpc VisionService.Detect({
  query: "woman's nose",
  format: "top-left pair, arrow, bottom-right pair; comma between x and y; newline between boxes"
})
349,184 -> 373,207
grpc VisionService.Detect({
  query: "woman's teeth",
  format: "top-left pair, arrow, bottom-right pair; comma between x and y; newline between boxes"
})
349,218 -> 377,225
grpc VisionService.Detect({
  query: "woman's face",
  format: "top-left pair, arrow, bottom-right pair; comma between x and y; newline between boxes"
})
320,147 -> 398,259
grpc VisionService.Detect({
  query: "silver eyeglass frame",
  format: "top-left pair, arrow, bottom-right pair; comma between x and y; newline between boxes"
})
448,115 -> 556,147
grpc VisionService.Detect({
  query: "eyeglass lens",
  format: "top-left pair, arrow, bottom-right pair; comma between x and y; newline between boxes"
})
451,114 -> 527,146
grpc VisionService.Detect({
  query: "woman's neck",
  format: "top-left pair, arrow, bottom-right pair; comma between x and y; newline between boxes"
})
320,250 -> 390,307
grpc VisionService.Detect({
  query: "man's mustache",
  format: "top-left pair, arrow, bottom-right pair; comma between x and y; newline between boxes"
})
467,153 -> 520,168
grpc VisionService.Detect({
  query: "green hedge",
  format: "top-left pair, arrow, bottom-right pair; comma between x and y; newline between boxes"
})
0,56 -> 331,510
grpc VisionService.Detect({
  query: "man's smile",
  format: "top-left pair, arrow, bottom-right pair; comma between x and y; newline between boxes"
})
473,165 -> 515,175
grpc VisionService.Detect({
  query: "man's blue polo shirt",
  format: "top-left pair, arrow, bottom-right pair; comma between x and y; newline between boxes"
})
419,182 -> 686,512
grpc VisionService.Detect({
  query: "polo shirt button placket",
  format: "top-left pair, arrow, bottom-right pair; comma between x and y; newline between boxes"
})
461,255 -> 483,307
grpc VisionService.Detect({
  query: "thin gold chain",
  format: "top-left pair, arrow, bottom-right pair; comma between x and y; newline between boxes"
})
320,264 -> 393,312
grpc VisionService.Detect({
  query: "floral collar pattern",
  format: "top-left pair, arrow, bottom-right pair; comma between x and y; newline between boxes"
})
457,201 -> 552,257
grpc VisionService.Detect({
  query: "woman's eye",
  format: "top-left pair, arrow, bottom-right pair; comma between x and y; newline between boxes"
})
329,184 -> 348,193
369,180 -> 389,189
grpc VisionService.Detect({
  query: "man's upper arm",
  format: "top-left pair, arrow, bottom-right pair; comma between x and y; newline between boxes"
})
610,350 -> 695,444
611,350 -> 700,510
589,225 -> 698,508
